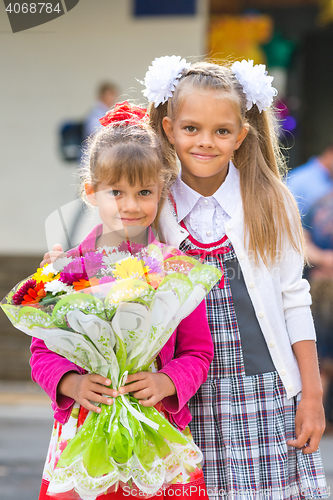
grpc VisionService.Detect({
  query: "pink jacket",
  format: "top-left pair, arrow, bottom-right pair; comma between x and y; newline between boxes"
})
30,226 -> 213,431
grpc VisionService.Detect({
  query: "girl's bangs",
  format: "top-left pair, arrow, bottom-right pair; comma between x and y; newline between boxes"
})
172,76 -> 243,122
94,145 -> 161,187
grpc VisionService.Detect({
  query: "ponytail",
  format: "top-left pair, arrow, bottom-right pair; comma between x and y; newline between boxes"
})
234,106 -> 305,265
148,102 -> 179,184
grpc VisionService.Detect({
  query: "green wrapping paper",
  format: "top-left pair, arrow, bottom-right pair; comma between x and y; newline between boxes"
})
1,240 -> 221,499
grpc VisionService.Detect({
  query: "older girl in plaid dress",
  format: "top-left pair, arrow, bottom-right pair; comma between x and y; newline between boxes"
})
140,56 -> 328,499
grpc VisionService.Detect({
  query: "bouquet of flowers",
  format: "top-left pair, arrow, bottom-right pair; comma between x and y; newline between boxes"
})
1,239 -> 221,499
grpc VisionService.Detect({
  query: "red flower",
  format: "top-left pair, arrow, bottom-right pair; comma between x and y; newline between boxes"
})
99,101 -> 148,127
58,439 -> 68,452
21,281 -> 46,305
78,407 -> 89,428
12,279 -> 37,305
189,468 -> 204,481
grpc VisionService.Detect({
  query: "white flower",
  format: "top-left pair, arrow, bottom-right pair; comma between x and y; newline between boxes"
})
42,263 -> 57,276
44,280 -> 73,295
102,251 -> 129,267
96,245 -> 114,254
231,60 -> 277,113
140,55 -> 191,107
53,256 -> 73,272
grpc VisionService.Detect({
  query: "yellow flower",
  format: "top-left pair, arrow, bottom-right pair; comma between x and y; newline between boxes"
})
32,266 -> 57,284
113,257 -> 148,280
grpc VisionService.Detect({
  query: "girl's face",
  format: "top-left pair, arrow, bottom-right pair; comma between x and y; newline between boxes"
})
86,178 -> 162,243
163,91 -> 248,194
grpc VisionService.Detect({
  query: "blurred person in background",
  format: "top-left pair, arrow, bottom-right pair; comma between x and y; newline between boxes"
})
62,82 -> 120,247
59,82 -> 119,164
288,140 -> 333,218
303,191 -> 333,431
288,144 -> 333,432
84,82 -> 119,138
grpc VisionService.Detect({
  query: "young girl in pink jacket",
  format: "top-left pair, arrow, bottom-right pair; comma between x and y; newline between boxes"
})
32,103 -> 213,500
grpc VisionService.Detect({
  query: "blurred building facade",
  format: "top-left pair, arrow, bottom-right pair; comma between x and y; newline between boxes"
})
208,0 -> 333,169
0,0 -> 208,255
0,0 -> 208,379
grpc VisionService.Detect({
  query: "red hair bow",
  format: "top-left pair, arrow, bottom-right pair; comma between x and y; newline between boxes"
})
99,101 -> 149,127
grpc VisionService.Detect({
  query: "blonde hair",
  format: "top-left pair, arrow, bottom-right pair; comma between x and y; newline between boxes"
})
149,61 -> 304,265
80,116 -> 172,226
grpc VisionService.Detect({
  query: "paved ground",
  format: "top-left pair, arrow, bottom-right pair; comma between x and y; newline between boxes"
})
0,381 -> 332,499
0,382 -> 53,500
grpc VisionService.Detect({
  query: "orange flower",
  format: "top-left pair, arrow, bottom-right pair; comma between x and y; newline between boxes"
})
73,277 -> 100,292
145,272 -> 162,289
73,279 -> 89,291
22,282 -> 46,305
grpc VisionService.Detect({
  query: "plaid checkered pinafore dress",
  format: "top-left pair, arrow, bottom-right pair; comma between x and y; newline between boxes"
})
169,197 -> 328,500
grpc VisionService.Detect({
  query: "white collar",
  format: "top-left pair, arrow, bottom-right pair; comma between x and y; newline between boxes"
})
171,161 -> 241,222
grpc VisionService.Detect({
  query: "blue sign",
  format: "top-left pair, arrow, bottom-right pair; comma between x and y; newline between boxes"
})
134,0 -> 196,16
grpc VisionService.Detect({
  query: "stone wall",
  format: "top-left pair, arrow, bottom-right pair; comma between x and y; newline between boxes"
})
0,256 -> 41,380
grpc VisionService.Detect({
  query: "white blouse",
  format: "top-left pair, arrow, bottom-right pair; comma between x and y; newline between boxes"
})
171,163 -> 239,244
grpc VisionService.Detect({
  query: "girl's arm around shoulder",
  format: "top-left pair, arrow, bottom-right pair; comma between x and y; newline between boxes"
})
159,299 -> 213,413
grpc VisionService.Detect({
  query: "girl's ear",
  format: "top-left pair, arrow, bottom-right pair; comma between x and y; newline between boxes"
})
162,117 -> 175,145
234,123 -> 249,151
85,181 -> 98,207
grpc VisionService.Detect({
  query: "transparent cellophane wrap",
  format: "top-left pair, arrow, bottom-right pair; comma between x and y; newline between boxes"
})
1,240 -> 221,500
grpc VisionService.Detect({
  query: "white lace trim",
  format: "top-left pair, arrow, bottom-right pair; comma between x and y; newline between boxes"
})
47,441 -> 202,500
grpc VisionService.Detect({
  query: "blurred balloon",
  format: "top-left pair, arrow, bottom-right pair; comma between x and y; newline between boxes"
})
262,32 -> 295,69
318,0 -> 333,26
208,13 -> 273,65
275,99 -> 298,138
